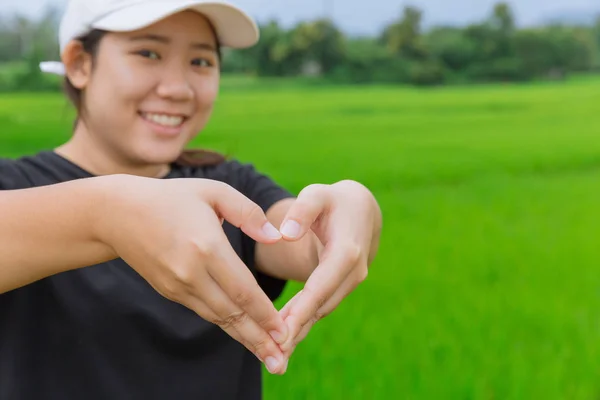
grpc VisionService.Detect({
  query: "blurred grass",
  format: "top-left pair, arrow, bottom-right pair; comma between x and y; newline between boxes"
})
2,75 -> 600,398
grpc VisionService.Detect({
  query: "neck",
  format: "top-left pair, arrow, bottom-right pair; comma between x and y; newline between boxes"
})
56,123 -> 171,179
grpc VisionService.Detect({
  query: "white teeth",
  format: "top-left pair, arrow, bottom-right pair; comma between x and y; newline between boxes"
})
143,113 -> 184,127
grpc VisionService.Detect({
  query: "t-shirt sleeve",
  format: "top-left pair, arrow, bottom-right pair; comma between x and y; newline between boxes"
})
0,159 -> 28,190
228,161 -> 296,302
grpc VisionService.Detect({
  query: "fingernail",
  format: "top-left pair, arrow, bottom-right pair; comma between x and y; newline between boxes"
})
262,222 -> 282,240
270,330 -> 285,344
281,220 -> 301,238
265,357 -> 280,374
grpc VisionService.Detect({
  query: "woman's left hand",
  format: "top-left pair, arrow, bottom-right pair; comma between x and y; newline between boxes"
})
276,180 -> 383,362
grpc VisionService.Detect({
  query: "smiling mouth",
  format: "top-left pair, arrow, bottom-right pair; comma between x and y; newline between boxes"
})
139,112 -> 187,127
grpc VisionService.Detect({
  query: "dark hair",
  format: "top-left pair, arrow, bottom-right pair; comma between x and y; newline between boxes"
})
63,28 -> 226,167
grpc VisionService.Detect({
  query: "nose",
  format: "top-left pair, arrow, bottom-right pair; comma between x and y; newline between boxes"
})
155,65 -> 194,102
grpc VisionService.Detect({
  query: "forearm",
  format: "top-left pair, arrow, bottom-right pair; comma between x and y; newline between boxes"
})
0,177 -> 117,293
255,199 -> 321,282
261,231 -> 322,283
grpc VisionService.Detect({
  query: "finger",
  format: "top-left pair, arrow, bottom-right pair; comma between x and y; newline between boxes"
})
294,321 -> 314,348
279,184 -> 330,241
279,290 -> 303,321
281,319 -> 308,361
167,294 -> 250,354
196,297 -> 291,376
282,344 -> 295,369
194,278 -> 288,375
206,181 -> 282,243
283,320 -> 312,360
279,290 -> 303,353
280,242 -> 360,351
281,272 -> 363,358
193,301 -> 287,375
206,236 -> 289,345
314,268 -> 366,324
296,269 -> 366,348
179,296 -> 251,352
281,319 -> 314,369
281,305 -> 313,354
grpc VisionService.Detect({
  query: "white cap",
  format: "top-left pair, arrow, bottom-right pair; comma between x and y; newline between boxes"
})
41,0 -> 259,75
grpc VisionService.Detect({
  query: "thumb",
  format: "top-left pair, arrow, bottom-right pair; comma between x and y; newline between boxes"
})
279,184 -> 330,241
207,181 -> 283,244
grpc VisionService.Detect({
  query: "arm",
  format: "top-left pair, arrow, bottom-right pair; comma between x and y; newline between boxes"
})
255,180 -> 382,362
0,174 -> 293,374
0,177 -> 117,294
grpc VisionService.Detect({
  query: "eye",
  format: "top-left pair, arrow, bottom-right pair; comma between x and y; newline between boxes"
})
191,58 -> 213,67
137,50 -> 160,60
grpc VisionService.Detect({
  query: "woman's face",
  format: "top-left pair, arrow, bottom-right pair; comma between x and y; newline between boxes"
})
75,11 -> 220,166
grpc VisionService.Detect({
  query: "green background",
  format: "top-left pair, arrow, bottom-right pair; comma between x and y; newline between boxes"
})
2,75 -> 600,399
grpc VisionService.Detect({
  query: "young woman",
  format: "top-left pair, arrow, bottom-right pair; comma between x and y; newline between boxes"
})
0,0 -> 382,398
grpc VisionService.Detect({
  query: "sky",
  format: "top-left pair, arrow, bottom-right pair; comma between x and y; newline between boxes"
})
4,0 -> 600,36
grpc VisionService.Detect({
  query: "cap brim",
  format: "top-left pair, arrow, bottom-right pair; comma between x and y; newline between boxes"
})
92,0 -> 259,49
39,61 -> 66,76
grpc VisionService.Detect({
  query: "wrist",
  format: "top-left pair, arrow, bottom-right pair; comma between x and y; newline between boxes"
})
86,175 -> 130,259
332,180 -> 382,264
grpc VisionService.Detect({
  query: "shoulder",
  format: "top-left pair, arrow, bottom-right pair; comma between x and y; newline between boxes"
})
0,151 -> 73,190
176,154 -> 279,190
204,159 -> 268,186
176,157 -> 295,212
199,157 -> 255,178
0,155 -> 37,190
173,150 -> 256,184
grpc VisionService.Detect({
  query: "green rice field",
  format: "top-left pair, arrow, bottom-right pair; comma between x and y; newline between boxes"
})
2,75 -> 600,399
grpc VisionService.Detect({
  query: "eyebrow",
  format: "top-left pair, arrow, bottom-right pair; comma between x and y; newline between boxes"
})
128,34 -> 217,52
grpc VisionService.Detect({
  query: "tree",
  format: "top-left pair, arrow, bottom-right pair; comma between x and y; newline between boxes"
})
380,5 -> 428,60
514,25 -> 595,79
490,2 -> 515,35
490,2 -> 516,58
593,16 -> 600,68
236,20 -> 292,77
0,6 -> 60,63
288,18 -> 346,75
2,1 -> 600,89
425,27 -> 477,72
329,37 -> 409,84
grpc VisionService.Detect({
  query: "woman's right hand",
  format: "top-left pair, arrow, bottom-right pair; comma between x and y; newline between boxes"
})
91,174 -> 289,375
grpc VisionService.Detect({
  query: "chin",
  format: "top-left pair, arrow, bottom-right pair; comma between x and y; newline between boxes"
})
133,144 -> 185,165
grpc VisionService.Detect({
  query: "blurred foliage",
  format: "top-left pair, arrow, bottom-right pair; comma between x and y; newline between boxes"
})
1,2 -> 600,90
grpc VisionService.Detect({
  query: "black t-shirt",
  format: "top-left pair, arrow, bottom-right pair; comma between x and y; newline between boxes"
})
0,151 -> 294,400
